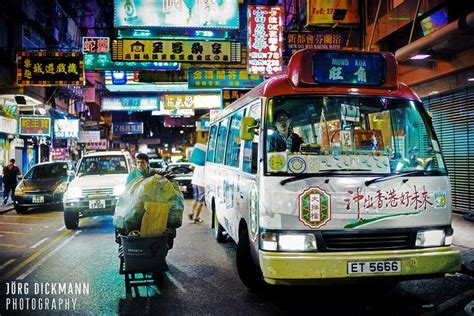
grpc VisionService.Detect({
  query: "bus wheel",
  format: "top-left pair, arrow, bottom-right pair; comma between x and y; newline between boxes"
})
237,229 -> 263,290
214,211 -> 226,243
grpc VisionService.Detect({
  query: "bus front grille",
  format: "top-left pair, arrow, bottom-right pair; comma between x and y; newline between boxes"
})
320,229 -> 413,251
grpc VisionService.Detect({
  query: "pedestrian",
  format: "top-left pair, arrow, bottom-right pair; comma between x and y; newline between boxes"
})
3,159 -> 21,204
189,163 -> 205,224
126,153 -> 156,184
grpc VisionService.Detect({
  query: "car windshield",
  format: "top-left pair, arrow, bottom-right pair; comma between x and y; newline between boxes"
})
265,95 -> 447,175
25,163 -> 69,180
166,164 -> 193,175
78,156 -> 128,175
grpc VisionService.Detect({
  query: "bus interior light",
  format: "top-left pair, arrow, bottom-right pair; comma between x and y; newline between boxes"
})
415,230 -> 445,247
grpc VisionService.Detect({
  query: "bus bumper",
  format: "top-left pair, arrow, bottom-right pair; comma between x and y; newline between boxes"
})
259,246 -> 461,285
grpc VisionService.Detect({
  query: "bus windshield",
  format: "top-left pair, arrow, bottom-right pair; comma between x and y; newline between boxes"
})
265,95 -> 446,175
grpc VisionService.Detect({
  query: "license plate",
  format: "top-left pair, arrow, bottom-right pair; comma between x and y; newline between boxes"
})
89,199 -> 106,209
347,260 -> 401,274
180,185 -> 187,192
32,196 -> 44,203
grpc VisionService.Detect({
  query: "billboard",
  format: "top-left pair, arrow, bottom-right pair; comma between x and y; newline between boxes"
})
17,52 -> 84,86
112,39 -> 241,63
188,69 -> 263,89
286,31 -> 344,56
247,6 -> 283,76
114,0 -> 239,29
101,97 -> 159,111
54,119 -> 80,139
19,116 -> 51,136
112,122 -> 144,135
307,0 -> 359,25
84,53 -> 180,71
82,37 -> 110,54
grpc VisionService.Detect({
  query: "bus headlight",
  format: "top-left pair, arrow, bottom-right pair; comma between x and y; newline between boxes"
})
415,230 -> 445,247
279,233 -> 317,251
260,232 -> 277,251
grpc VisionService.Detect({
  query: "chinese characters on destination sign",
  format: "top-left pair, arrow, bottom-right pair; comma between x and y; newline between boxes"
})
247,5 -> 283,75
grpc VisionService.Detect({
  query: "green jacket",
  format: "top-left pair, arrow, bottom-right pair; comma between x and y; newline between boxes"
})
126,167 -> 156,185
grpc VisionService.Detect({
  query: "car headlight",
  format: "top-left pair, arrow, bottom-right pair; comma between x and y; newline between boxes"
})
65,187 -> 82,200
415,230 -> 446,247
260,231 -> 318,252
15,182 -> 25,196
54,182 -> 68,194
113,184 -> 126,196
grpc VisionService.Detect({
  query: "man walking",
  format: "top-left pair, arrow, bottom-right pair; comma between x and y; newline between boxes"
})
3,159 -> 21,204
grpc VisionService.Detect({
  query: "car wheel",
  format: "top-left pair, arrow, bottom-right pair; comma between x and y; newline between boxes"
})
64,212 -> 79,229
236,229 -> 264,290
213,210 -> 226,243
15,206 -> 27,214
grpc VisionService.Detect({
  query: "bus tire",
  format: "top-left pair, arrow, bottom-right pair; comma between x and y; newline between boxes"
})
214,210 -> 226,243
64,212 -> 79,229
237,229 -> 263,290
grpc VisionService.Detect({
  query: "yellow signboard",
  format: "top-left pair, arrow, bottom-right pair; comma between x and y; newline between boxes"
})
307,0 -> 359,25
112,39 -> 241,63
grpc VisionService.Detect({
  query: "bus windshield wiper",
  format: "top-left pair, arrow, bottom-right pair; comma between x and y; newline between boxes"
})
280,169 -> 370,185
365,170 -> 427,187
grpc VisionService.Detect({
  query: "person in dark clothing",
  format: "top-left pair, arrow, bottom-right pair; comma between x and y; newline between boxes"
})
267,109 -> 303,152
3,159 -> 21,204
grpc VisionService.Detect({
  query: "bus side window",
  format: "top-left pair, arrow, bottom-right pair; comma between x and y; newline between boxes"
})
242,102 -> 261,174
207,125 -> 218,163
214,118 -> 230,164
225,110 -> 244,168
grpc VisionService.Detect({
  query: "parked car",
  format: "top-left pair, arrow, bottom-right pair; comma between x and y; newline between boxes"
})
149,159 -> 167,172
63,151 -> 134,229
13,161 -> 76,214
165,162 -> 193,197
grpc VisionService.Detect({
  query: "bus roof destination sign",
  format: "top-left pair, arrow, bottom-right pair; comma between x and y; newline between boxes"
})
312,51 -> 386,86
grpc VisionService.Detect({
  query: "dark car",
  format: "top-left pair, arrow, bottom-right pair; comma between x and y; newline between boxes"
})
166,162 -> 193,197
13,161 -> 75,213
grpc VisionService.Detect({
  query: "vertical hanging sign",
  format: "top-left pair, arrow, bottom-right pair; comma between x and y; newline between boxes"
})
247,5 -> 283,76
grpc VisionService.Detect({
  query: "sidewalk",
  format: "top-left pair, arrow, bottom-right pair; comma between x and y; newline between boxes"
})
452,213 -> 474,276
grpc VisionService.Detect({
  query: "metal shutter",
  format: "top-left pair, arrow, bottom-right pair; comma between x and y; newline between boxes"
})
422,86 -> 474,214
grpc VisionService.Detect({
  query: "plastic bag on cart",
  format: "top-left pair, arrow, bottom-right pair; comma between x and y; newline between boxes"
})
113,174 -> 184,235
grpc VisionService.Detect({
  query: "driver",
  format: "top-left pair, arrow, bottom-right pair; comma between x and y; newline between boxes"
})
267,109 -> 303,152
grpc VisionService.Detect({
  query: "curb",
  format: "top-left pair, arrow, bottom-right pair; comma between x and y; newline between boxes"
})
0,205 -> 14,214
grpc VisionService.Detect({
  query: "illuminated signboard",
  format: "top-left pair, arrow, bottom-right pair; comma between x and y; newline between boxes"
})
112,39 -> 241,63
113,122 -> 144,135
114,0 -> 239,29
247,6 -> 283,76
307,0 -> 359,25
222,89 -> 250,107
312,51 -> 386,86
82,37 -> 110,53
102,97 -> 159,111
17,52 -> 84,86
287,31 -> 344,56
54,119 -> 80,138
84,53 -> 181,71
19,116 -> 51,136
188,69 -> 263,88
163,94 -> 220,110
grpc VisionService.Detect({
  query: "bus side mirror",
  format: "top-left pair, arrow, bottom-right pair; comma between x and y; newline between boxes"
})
240,117 -> 257,141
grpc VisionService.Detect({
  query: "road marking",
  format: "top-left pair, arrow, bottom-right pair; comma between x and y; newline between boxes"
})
0,243 -> 26,248
31,237 -> 50,249
0,230 -> 33,235
4,215 -> 57,219
0,221 -> 43,226
165,271 -> 187,293
56,226 -> 65,232
0,229 -> 73,282
426,289 -> 474,315
17,231 -> 81,280
0,259 -> 16,270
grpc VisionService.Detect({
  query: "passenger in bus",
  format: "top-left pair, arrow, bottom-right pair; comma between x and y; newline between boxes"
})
407,146 -> 424,168
267,109 -> 303,152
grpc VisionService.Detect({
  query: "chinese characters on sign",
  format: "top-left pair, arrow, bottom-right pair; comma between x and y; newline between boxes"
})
312,51 -> 385,86
247,6 -> 283,75
163,95 -> 195,110
101,97 -> 159,111
112,122 -> 144,135
188,69 -> 262,88
286,31 -> 343,56
307,0 -> 359,25
17,52 -> 84,86
112,39 -> 241,63
82,37 -> 110,53
19,117 -> 51,136
222,89 -> 250,107
84,53 -> 181,71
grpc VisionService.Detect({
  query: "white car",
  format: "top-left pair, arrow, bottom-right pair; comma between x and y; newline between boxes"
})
63,151 -> 134,229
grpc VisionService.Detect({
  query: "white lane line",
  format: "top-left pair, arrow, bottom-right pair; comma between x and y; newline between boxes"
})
165,271 -> 186,293
17,230 -> 81,280
432,289 -> 474,314
31,238 -> 50,249
0,259 -> 16,270
56,226 -> 66,232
